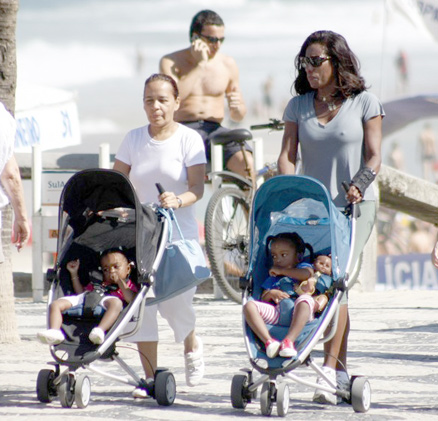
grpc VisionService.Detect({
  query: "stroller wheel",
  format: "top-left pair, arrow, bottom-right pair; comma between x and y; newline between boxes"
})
260,381 -> 274,416
276,382 -> 290,417
154,370 -> 176,406
58,373 -> 75,408
231,373 -> 251,409
74,374 -> 91,408
36,369 -> 57,403
351,376 -> 371,413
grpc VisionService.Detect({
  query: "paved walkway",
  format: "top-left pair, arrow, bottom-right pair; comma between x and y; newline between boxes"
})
1,289 -> 438,420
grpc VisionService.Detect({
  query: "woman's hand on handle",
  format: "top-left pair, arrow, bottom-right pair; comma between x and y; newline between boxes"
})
158,191 -> 181,210
346,185 -> 363,204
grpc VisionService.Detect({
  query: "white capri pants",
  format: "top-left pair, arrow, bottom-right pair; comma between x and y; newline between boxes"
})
61,291 -> 118,309
126,286 -> 196,343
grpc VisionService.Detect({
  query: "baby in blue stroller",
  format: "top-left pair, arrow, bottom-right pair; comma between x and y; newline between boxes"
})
231,175 -> 371,416
244,232 -> 328,359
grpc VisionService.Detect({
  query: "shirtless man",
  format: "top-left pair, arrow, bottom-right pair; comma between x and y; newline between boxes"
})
159,9 -> 254,181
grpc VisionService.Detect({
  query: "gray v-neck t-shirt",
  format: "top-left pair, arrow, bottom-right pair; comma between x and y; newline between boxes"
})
283,91 -> 385,207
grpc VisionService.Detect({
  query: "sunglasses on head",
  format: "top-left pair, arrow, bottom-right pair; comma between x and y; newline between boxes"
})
299,56 -> 331,68
199,34 -> 225,44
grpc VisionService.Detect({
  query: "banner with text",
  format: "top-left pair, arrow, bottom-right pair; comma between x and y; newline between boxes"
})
377,253 -> 438,290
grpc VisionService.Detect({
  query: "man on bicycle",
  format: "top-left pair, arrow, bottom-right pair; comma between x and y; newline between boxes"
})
159,9 -> 255,183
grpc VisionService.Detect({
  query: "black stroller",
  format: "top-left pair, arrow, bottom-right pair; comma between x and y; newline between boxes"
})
36,169 -> 184,408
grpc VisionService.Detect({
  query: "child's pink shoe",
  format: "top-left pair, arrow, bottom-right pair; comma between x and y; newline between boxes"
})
265,338 -> 280,358
279,338 -> 297,358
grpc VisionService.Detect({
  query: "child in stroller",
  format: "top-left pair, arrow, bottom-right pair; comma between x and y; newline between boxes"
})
37,247 -> 138,346
244,232 -> 333,359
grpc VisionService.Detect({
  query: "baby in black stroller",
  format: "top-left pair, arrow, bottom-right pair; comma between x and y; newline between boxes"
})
37,247 -> 138,346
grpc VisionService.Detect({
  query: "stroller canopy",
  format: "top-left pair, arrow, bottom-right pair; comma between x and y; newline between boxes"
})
57,169 -> 162,282
248,175 -> 351,283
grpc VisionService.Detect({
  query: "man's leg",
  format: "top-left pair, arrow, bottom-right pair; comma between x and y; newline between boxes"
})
226,150 -> 256,186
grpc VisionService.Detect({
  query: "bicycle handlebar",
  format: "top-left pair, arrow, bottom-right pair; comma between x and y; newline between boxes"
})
250,118 -> 285,131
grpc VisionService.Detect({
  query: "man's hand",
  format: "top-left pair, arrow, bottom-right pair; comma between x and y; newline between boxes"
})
191,38 -> 209,63
226,87 -> 242,111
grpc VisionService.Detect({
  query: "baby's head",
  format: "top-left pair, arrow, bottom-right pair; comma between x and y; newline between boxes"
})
100,248 -> 132,283
313,254 -> 332,276
266,232 -> 311,269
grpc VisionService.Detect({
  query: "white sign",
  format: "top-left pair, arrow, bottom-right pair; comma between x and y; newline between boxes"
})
15,102 -> 81,152
41,170 -> 76,214
14,84 -> 81,153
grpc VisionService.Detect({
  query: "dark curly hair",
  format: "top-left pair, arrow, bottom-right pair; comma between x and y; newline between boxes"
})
266,232 -> 314,263
293,30 -> 367,99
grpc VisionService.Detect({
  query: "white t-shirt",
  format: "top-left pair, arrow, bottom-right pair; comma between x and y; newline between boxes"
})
0,103 -> 16,207
115,123 -> 206,241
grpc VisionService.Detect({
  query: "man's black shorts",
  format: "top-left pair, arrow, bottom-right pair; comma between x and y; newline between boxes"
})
180,120 -> 253,166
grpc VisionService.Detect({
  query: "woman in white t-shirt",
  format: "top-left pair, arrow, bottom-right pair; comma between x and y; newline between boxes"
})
114,74 -> 206,397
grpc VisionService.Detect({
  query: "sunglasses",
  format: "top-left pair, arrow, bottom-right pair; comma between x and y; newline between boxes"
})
299,56 -> 331,68
199,34 -> 225,44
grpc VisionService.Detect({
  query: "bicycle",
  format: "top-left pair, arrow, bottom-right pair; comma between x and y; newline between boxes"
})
204,119 -> 284,303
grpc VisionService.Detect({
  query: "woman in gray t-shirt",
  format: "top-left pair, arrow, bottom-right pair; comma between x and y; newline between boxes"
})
277,30 -> 384,405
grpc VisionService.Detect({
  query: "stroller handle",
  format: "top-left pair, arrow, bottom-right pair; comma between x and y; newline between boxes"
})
156,183 -> 165,195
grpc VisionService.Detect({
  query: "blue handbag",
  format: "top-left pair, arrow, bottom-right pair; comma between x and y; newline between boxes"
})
147,208 -> 211,305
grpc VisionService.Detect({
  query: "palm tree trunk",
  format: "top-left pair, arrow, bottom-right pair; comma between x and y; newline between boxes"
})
0,0 -> 20,343
0,206 -> 19,342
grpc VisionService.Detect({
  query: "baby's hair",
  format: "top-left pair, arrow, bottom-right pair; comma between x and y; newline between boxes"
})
313,253 -> 332,262
266,232 -> 314,262
100,246 -> 128,260
99,247 -> 135,268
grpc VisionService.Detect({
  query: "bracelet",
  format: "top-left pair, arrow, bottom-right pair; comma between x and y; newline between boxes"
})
176,196 -> 183,208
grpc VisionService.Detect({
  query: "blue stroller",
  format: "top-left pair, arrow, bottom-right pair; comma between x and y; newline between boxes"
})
36,169 -> 209,408
230,175 -> 371,416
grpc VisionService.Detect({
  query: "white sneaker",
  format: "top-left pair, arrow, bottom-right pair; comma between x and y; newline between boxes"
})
184,336 -> 204,387
132,387 -> 148,399
265,339 -> 280,359
37,329 -> 65,345
89,327 -> 105,345
313,366 -> 337,405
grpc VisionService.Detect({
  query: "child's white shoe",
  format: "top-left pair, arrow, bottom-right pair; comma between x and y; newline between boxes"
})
265,338 -> 280,358
37,329 -> 65,345
89,327 -> 105,345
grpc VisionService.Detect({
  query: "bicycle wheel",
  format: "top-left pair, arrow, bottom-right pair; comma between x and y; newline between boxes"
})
205,187 -> 250,303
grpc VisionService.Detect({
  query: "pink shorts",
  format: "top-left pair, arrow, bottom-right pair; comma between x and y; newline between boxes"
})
252,294 -> 315,325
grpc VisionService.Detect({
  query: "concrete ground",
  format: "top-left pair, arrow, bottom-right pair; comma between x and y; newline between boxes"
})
1,288 -> 438,420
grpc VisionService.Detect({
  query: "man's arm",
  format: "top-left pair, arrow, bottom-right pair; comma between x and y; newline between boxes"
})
1,155 -> 30,250
159,50 -> 207,102
225,57 -> 246,122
